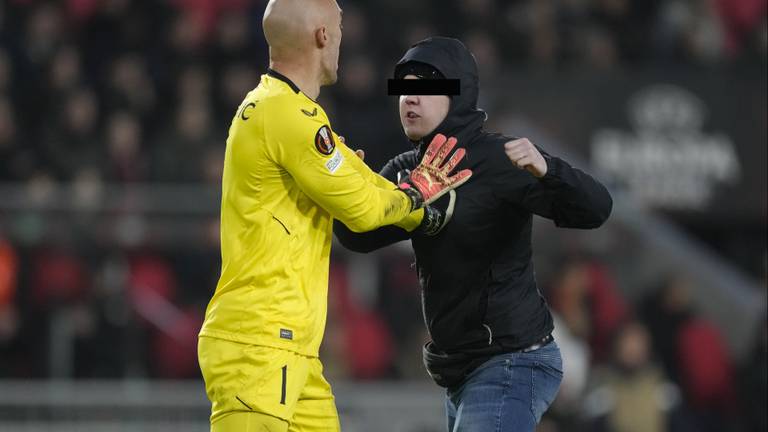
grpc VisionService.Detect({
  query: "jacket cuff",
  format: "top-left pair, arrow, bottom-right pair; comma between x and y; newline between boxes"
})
538,154 -> 563,186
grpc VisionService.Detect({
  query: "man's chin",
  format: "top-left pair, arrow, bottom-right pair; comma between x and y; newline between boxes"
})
403,128 -> 424,141
323,72 -> 338,86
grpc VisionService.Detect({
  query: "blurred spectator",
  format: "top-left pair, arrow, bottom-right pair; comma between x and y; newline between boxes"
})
48,45 -> 82,93
0,237 -> 19,373
642,273 -> 738,431
580,26 -> 620,69
31,245 -> 89,307
458,0 -> 495,22
550,313 -> 590,413
0,237 -> 17,308
217,62 -> 258,115
176,64 -> 212,105
128,253 -> 177,316
337,5 -> 368,53
106,54 -> 156,116
71,167 -> 104,213
642,274 -> 690,383
150,306 -> 203,378
126,252 -> 206,378
676,317 -> 737,412
740,315 -> 768,432
333,55 -> 403,170
0,48 -> 13,92
551,259 -> 592,340
201,145 -> 225,184
0,97 -> 19,180
105,111 -> 147,182
167,10 -> 208,62
172,0 -> 250,36
684,0 -> 728,62
583,321 -> 672,432
0,301 -> 20,375
529,0 -> 561,66
0,237 -> 21,378
152,101 -> 214,182
212,11 -> 251,65
715,0 -> 768,57
43,87 -> 101,180
23,3 -> 64,66
551,257 -> 629,362
376,250 -> 427,379
590,0 -> 661,63
464,29 -> 501,76
327,261 -> 395,380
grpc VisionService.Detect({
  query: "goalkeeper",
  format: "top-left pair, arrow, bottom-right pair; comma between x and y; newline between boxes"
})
197,2 -> 471,432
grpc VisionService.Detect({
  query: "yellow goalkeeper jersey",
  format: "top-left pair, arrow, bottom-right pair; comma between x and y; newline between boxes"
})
199,69 -> 422,357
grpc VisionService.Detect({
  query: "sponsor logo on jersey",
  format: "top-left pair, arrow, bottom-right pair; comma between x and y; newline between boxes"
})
325,149 -> 344,174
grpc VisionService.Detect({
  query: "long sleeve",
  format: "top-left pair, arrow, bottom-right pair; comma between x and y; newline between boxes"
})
504,152 -> 613,229
333,223 -> 413,253
334,151 -> 421,252
268,102 -> 414,233
338,142 -> 424,232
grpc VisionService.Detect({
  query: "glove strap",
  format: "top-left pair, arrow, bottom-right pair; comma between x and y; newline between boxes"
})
419,206 -> 445,236
398,182 -> 424,210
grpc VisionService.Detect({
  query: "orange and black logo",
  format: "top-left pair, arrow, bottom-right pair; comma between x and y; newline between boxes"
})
314,125 -> 335,155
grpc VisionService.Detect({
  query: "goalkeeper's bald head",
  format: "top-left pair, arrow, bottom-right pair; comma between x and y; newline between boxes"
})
263,0 -> 342,88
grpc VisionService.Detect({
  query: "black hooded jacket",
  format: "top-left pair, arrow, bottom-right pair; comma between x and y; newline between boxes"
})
334,37 -> 612,386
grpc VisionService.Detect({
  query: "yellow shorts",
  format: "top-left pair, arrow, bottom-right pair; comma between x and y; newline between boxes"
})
198,336 -> 340,432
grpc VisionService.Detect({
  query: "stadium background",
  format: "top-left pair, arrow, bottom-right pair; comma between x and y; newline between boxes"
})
0,0 -> 765,431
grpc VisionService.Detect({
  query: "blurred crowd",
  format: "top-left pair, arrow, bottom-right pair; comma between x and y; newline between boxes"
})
0,0 -> 766,181
0,1 -> 766,432
0,235 -> 766,432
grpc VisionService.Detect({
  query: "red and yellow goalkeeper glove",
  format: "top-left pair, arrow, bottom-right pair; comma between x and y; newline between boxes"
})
398,134 -> 472,209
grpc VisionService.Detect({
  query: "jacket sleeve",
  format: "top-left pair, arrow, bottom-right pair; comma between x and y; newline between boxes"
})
268,104 -> 414,233
333,154 -> 420,252
502,150 -> 613,229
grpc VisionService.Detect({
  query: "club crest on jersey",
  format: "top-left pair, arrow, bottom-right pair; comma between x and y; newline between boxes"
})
314,125 -> 335,156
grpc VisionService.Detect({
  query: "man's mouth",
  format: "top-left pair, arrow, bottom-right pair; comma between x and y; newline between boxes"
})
406,111 -> 420,119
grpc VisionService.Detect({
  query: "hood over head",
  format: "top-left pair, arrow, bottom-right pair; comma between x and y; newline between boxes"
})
394,37 -> 487,150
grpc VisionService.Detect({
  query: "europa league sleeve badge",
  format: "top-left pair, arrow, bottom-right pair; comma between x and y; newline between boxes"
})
314,125 -> 336,156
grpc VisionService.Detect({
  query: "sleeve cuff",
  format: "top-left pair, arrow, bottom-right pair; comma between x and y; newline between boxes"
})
538,154 -> 563,186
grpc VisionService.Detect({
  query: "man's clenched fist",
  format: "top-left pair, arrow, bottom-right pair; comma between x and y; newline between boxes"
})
504,138 -> 548,178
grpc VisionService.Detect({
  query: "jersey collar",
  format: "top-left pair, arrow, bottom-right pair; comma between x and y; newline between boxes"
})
267,68 -> 320,104
267,68 -> 301,94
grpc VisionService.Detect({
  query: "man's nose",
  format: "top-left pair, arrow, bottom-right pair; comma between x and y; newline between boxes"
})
404,95 -> 419,104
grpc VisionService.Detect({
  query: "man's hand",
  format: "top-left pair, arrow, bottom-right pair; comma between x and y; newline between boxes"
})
398,134 -> 472,208
504,138 -> 547,178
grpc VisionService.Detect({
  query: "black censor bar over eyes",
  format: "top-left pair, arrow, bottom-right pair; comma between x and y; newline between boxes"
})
388,79 -> 460,96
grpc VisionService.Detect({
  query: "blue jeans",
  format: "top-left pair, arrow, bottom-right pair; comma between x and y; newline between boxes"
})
445,340 -> 563,432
